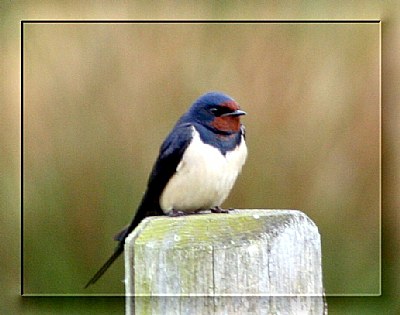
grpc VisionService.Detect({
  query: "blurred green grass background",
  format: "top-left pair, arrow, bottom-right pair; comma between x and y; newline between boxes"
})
23,22 -> 381,296
2,1 -> 400,315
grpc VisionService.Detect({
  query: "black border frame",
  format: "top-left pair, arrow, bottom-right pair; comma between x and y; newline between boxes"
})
21,19 -> 382,299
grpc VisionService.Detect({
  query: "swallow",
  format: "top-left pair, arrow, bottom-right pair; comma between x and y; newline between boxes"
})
84,91 -> 247,288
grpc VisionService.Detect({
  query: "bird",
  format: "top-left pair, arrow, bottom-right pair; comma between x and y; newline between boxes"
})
84,91 -> 247,288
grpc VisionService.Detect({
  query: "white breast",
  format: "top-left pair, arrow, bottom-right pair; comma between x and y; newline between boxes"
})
160,127 -> 247,214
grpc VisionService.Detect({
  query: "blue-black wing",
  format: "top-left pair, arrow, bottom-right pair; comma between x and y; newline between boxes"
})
139,123 -> 194,215
118,122 -> 194,239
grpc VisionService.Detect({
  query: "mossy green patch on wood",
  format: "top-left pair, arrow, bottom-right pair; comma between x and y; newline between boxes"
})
134,210 -> 299,250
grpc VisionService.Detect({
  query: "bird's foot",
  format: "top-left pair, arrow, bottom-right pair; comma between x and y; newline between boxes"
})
168,209 -> 187,217
210,206 -> 230,214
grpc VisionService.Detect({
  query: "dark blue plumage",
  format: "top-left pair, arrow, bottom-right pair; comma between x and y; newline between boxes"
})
85,92 -> 247,288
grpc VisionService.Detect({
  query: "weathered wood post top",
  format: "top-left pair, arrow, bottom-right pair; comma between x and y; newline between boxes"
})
125,209 -> 326,315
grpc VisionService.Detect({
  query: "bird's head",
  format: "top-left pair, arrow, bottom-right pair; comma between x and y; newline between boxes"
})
187,92 -> 246,134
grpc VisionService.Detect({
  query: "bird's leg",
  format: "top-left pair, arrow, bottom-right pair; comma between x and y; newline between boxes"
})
210,206 -> 230,213
168,209 -> 187,217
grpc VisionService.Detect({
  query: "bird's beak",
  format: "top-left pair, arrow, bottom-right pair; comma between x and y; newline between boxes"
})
221,109 -> 247,117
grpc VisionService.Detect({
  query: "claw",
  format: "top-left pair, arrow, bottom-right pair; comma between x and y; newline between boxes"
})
210,206 -> 230,214
168,209 -> 187,217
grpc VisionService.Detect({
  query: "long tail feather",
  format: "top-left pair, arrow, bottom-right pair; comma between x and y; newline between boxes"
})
84,196 -> 163,288
84,244 -> 124,288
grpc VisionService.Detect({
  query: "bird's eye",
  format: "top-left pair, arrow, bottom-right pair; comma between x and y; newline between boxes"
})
210,107 -> 233,117
209,107 -> 220,115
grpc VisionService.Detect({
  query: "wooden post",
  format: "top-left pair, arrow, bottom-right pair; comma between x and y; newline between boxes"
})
125,210 -> 326,314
